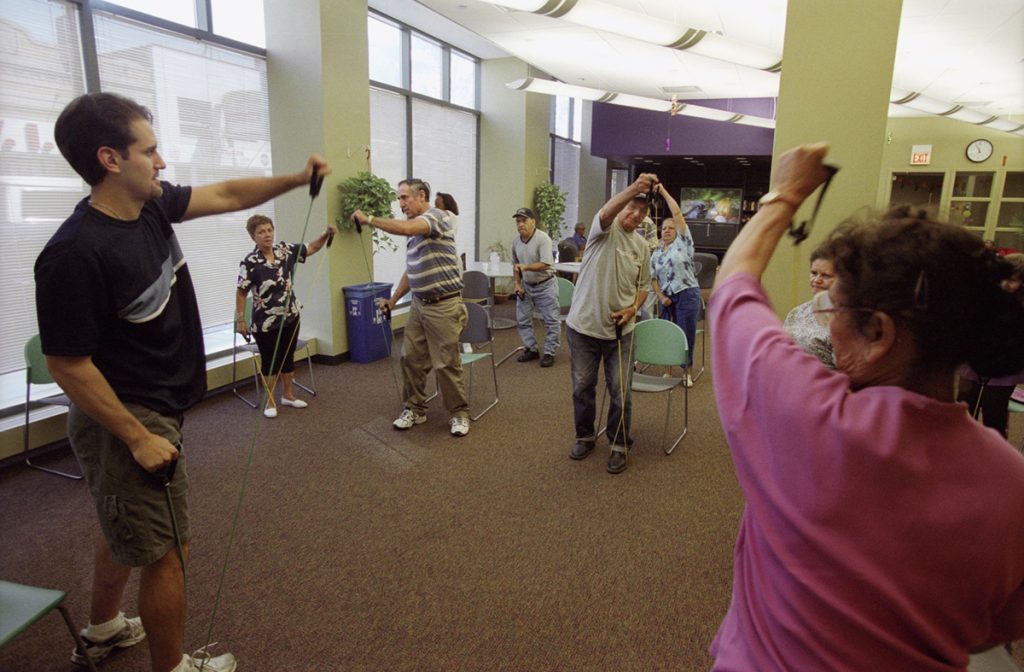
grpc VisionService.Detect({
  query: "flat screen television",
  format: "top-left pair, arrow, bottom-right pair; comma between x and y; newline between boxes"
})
679,187 -> 743,224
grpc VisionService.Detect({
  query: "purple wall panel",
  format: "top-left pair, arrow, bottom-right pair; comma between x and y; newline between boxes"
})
591,98 -> 776,159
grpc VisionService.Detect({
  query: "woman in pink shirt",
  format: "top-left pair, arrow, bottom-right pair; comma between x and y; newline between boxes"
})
708,143 -> 1024,671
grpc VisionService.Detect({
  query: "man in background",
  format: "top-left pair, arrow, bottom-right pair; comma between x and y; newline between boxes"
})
511,207 -> 561,368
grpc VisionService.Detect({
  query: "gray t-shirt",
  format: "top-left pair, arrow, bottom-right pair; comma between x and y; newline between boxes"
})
566,212 -> 651,340
511,228 -> 555,285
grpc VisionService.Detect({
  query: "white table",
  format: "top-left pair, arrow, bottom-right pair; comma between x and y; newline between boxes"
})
554,261 -> 581,275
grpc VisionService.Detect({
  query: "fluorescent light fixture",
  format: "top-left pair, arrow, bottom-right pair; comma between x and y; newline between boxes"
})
558,0 -> 683,46
986,117 -> 1024,133
506,78 -> 776,129
479,0 -> 546,10
946,107 -> 996,124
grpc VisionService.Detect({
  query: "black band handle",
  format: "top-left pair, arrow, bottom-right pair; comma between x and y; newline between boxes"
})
309,165 -> 324,198
351,213 -> 363,235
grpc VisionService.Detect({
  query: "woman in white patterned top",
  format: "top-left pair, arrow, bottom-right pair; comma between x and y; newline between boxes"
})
783,242 -> 837,368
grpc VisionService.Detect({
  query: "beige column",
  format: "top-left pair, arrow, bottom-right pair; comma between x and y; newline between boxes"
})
762,0 -> 903,315
263,0 -> 372,357
479,58 -> 550,259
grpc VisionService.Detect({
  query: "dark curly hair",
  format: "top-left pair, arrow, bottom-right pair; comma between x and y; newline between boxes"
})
826,206 -> 1024,378
55,93 -> 153,186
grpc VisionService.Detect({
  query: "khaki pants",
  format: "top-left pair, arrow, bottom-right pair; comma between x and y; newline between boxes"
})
402,296 -> 469,417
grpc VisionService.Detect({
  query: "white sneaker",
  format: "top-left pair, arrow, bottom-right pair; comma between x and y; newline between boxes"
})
183,650 -> 237,672
450,415 -> 470,437
263,405 -> 277,418
280,397 -> 308,408
393,409 -> 426,430
71,615 -> 145,666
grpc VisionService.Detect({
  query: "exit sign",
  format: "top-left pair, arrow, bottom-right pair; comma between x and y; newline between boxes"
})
911,145 -> 932,165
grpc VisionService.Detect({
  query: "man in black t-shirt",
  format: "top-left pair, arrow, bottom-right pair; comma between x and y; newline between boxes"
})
34,92 -> 330,672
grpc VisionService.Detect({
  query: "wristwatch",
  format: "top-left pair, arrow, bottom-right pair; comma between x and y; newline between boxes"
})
758,191 -> 801,210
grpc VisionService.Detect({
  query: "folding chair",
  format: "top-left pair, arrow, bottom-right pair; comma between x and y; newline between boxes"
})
460,301 -> 500,421
23,335 -> 80,479
462,270 -> 491,310
231,297 -> 316,408
1009,393 -> 1024,452
692,252 -> 719,383
0,580 -> 98,672
629,319 -> 690,455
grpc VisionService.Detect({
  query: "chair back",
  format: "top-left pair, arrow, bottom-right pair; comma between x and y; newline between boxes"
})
557,239 -> 579,263
557,277 -> 575,310
693,252 -> 719,289
24,335 -> 54,386
463,270 -> 490,302
633,319 -> 689,367
460,302 -> 492,345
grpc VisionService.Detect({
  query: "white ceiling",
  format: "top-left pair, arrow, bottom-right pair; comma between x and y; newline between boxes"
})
393,0 -> 1024,122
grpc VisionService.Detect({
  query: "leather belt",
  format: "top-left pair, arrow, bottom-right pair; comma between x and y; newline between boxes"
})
525,276 -> 554,287
417,291 -> 462,304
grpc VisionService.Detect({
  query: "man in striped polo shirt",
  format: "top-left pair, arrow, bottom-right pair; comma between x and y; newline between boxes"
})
352,179 -> 470,437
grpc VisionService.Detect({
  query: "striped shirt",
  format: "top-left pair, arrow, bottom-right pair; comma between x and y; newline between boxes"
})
406,207 -> 463,299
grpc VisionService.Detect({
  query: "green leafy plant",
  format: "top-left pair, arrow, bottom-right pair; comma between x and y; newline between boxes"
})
337,171 -> 399,254
533,182 -> 567,241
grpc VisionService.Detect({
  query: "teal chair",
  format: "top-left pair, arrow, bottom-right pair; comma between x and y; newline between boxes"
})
0,580 -> 98,671
556,276 -> 574,322
423,302 -> 499,420
460,302 -> 500,421
23,335 -> 81,479
629,318 -> 690,455
596,319 -> 690,454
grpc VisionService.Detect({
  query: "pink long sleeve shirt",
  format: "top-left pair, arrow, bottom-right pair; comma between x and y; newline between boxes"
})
709,273 -> 1024,671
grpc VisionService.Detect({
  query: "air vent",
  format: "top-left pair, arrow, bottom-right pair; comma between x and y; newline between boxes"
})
659,85 -> 702,94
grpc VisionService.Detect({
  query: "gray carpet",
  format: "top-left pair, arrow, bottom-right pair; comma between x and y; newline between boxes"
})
0,313 -> 749,671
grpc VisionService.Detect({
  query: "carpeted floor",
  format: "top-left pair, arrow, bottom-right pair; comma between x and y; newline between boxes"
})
1,310 -> 745,671
6,307 -> 1022,671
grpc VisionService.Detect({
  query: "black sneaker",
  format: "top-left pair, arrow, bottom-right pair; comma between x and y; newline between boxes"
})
606,450 -> 628,474
517,349 -> 539,362
540,354 -> 554,367
71,616 -> 146,666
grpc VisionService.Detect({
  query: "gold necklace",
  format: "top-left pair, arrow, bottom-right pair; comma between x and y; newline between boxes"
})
88,200 -> 129,220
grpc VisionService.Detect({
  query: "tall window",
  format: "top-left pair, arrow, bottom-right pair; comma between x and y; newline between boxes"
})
550,97 -> 582,240
366,12 -> 480,287
0,0 -> 271,373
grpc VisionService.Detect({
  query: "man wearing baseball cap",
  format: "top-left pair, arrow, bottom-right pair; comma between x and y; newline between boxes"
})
565,175 -> 654,474
511,207 -> 560,367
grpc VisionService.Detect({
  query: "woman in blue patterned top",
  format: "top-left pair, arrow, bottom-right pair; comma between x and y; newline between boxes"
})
649,183 -> 700,386
236,214 -> 336,418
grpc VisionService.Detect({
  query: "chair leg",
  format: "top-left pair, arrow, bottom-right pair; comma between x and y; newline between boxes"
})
469,357 -> 500,421
691,326 -> 707,383
664,384 -> 689,455
59,604 -> 99,672
24,407 -> 82,480
231,347 -> 258,408
294,346 -> 317,396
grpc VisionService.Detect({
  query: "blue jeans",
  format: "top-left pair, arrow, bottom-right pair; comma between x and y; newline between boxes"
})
659,287 -> 700,368
516,278 -> 561,355
567,326 -> 635,451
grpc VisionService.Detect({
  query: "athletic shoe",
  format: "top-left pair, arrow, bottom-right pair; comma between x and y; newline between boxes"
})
393,409 -> 426,430
450,416 -> 470,437
263,405 -> 277,418
70,616 -> 145,666
280,397 -> 308,408
184,647 -> 237,672
540,354 -> 555,367
517,349 -> 539,362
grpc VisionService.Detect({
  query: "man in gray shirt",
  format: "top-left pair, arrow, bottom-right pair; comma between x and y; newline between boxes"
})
511,207 -> 561,367
565,174 -> 655,474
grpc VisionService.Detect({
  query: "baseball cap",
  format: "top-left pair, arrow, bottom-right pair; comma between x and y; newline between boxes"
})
513,207 -> 535,220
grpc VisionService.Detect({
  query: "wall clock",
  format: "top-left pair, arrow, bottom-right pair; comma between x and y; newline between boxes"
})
966,138 -> 993,163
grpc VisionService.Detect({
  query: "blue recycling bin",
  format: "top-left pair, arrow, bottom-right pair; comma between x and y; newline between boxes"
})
343,282 -> 393,363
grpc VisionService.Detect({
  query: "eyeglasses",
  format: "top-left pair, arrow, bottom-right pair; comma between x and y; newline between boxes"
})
811,290 -> 877,327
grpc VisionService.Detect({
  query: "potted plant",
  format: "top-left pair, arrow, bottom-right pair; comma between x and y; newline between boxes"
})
337,171 -> 399,254
533,182 -> 567,242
